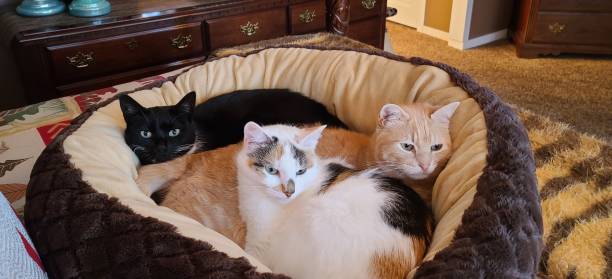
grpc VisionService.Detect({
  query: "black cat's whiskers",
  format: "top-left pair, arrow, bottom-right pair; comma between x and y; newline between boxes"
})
130,145 -> 146,153
173,144 -> 195,155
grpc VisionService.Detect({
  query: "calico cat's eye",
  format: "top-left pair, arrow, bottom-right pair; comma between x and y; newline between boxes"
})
168,128 -> 181,137
296,169 -> 307,175
431,144 -> 443,151
140,130 -> 152,138
400,143 -> 414,151
265,166 -> 278,175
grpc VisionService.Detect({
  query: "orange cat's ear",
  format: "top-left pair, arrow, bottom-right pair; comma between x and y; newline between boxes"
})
244,122 -> 271,152
296,125 -> 326,150
431,102 -> 460,127
378,104 -> 405,128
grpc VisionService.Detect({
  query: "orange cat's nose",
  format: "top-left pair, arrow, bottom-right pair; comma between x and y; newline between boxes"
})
419,163 -> 428,171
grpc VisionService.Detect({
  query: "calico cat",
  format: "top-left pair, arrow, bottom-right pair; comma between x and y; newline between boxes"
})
135,101 -> 459,246
120,89 -> 347,165
236,122 -> 433,279
135,143 -> 247,246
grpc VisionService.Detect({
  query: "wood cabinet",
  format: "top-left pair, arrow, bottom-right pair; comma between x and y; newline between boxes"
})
512,0 -> 612,58
0,0 -> 387,104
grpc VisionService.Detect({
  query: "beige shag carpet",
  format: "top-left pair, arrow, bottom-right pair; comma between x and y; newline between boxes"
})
387,22 -> 612,142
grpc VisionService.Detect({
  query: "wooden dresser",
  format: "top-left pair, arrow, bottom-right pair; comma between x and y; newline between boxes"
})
0,0 -> 387,104
512,0 -> 612,58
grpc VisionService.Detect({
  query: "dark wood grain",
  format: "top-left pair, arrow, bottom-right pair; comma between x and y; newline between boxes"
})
1,0 -> 387,104
57,56 -> 207,96
47,23 -> 204,84
206,8 -> 287,50
531,12 -> 612,45
349,0 -> 381,22
512,0 -> 612,58
347,16 -> 382,47
326,0 -> 350,35
290,1 -> 327,34
539,0 -> 612,12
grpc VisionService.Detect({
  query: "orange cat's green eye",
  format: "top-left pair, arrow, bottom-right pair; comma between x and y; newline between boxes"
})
431,144 -> 443,151
400,143 -> 414,151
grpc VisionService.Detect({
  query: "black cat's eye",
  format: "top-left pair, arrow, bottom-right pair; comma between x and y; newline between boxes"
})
140,130 -> 152,139
296,169 -> 306,175
400,143 -> 414,151
168,128 -> 181,137
431,144 -> 443,151
265,166 -> 278,175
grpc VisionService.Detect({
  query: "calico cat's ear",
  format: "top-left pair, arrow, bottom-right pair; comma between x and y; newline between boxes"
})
119,94 -> 146,118
378,104 -> 406,128
431,102 -> 460,127
296,125 -> 326,150
175,92 -> 196,115
244,122 -> 272,152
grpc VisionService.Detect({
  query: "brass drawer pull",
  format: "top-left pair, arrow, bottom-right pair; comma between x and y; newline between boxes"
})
66,51 -> 94,68
548,22 -> 565,34
171,34 -> 192,49
299,9 -> 316,23
126,39 -> 139,50
361,0 -> 376,10
240,21 -> 259,36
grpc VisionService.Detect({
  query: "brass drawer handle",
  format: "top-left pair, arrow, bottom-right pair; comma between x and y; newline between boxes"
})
171,34 -> 192,49
548,22 -> 565,34
299,9 -> 316,23
240,21 -> 259,36
361,0 -> 376,10
126,39 -> 139,50
66,51 -> 94,69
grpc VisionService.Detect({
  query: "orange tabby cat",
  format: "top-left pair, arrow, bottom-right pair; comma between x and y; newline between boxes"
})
136,102 -> 459,246
318,102 -> 460,203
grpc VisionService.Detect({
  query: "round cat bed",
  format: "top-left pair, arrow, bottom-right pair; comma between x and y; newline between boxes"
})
25,46 -> 542,278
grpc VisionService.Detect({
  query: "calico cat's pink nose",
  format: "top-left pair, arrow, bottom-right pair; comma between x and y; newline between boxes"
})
281,179 -> 295,198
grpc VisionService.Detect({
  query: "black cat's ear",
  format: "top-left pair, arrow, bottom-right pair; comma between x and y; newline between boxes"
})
175,92 -> 196,115
119,94 -> 145,118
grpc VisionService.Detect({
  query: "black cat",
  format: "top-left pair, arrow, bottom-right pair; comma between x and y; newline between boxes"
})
120,89 -> 347,165
119,92 -> 197,164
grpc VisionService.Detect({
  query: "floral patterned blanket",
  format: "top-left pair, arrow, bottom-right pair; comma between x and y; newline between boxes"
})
0,68 -> 186,215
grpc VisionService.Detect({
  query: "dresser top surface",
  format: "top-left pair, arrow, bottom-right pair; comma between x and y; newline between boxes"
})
0,0 -> 289,46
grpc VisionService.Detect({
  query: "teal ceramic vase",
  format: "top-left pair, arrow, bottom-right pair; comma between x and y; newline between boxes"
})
16,0 -> 66,17
68,0 -> 111,17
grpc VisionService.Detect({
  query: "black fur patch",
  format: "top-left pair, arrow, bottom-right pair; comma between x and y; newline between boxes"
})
248,139 -> 278,164
291,144 -> 307,167
319,163 -> 355,194
374,175 -> 433,242
151,188 -> 169,204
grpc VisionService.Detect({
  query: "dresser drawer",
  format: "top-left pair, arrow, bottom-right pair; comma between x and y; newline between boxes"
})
290,1 -> 326,34
47,23 -> 204,84
347,17 -> 383,47
206,8 -> 287,50
532,13 -> 612,45
350,0 -> 382,22
539,0 -> 612,12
